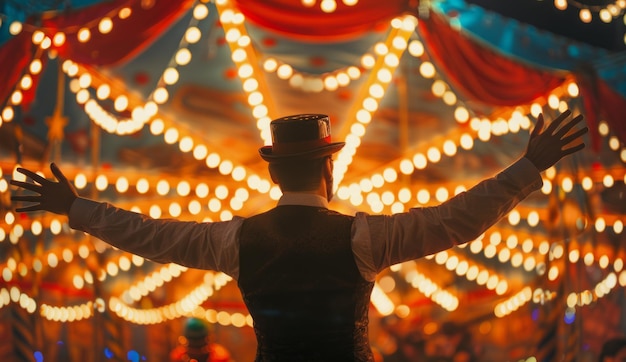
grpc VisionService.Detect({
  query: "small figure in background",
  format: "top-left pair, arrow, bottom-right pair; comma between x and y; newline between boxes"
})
170,318 -> 231,362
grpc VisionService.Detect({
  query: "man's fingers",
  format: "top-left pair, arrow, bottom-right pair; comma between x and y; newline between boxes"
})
16,205 -> 43,212
555,114 -> 585,138
11,195 -> 41,203
561,143 -> 585,156
531,115 -> 545,138
545,109 -> 572,133
50,163 -> 69,184
16,168 -> 47,184
561,127 -> 589,146
10,180 -> 42,192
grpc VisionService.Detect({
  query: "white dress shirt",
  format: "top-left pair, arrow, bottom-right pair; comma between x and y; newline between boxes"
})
69,157 -> 542,282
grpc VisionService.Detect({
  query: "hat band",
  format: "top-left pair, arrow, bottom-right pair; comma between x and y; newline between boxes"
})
271,135 -> 331,155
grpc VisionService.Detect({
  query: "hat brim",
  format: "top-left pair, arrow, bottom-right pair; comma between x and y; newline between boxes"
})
259,142 -> 345,162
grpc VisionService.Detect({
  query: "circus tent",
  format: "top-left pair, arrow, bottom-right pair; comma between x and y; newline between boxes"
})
0,0 -> 625,360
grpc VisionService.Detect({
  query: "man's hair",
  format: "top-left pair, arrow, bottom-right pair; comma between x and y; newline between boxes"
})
269,157 -> 328,192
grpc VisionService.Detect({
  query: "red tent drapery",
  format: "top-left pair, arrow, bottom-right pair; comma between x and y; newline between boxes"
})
417,11 -> 626,150
2,0 -> 624,148
417,11 -> 565,107
0,32 -> 38,111
234,0 -> 413,42
42,0 -> 194,65
0,0 -> 193,110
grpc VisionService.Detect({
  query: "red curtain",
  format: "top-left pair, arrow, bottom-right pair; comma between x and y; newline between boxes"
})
417,11 -> 565,108
2,0 -> 624,148
416,11 -> 626,150
234,0 -> 413,42
42,0 -> 194,65
0,0 -> 194,109
0,32 -> 36,110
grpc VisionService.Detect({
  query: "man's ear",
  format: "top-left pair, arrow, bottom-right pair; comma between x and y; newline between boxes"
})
324,157 -> 333,180
268,164 -> 279,184
324,157 -> 335,201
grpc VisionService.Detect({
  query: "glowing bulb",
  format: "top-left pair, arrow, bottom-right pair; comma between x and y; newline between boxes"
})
156,180 -> 170,195
30,59 -> 43,74
114,95 -> 128,111
193,4 -> 209,19
95,175 -> 108,191
77,28 -> 91,42
32,31 -> 45,44
163,68 -> 179,85
175,48 -> 192,66
96,84 -> 111,99
119,7 -> 132,19
419,62 -> 436,78
554,0 -> 567,10
49,33 -> 65,49
579,8 -> 592,23
115,177 -> 129,193
185,27 -> 202,43
136,178 -> 149,194
98,17 -> 113,34
153,88 -> 169,104
408,40 -> 424,57
9,21 -> 22,35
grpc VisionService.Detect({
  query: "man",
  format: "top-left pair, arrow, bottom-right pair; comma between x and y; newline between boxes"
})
11,111 -> 587,361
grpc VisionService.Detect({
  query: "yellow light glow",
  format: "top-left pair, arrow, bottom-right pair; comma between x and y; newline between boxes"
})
419,62 -> 436,78
77,28 -> 91,43
96,84 -> 111,99
119,7 -> 132,19
150,119 -> 165,135
579,8 -> 592,23
164,128 -> 179,144
193,4 -> 209,19
163,68 -> 179,85
554,0 -> 567,10
179,137 -> 194,153
391,36 -> 407,50
442,91 -> 457,106
95,174 -> 108,191
371,283 -> 394,316
99,17 -> 113,34
9,21 -> 22,35
114,95 -> 129,111
32,31 -> 45,44
175,48 -> 192,66
10,91 -> 22,105
30,59 -> 43,74
185,27 -> 202,43
156,180 -> 170,196
153,87 -> 169,104
115,177 -> 129,193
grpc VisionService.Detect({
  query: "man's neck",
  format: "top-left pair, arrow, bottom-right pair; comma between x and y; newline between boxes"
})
278,192 -> 329,208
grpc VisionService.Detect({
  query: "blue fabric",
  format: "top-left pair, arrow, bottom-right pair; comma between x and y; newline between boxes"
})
431,0 -> 626,97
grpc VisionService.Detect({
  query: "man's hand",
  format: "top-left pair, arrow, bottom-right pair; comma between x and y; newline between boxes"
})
10,163 -> 78,215
524,110 -> 588,172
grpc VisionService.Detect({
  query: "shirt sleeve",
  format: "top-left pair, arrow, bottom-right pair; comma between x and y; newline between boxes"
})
352,157 -> 543,281
68,198 -> 243,279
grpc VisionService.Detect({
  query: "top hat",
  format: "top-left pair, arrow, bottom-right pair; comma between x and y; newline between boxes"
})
259,114 -> 344,162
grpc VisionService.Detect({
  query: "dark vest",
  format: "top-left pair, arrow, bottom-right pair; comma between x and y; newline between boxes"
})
238,205 -> 375,362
